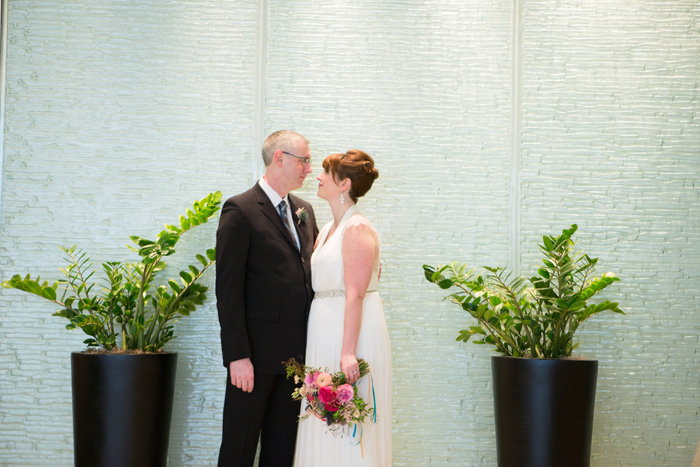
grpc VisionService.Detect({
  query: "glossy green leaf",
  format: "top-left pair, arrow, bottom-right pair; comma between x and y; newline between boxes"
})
42,287 -> 57,300
542,236 -> 554,250
180,271 -> 192,284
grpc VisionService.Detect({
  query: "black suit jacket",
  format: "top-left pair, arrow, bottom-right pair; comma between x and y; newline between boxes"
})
216,183 -> 319,374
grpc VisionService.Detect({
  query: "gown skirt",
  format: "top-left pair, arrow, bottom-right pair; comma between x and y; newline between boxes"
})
293,206 -> 392,467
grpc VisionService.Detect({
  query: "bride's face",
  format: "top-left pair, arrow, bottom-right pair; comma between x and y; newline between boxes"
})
316,169 -> 345,201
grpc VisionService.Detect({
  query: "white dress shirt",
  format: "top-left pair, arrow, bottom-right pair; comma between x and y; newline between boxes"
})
259,177 -> 300,249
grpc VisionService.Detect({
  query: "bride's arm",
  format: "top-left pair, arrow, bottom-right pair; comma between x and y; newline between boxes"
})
340,223 -> 378,385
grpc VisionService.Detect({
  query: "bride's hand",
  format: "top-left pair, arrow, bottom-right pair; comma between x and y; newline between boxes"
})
340,354 -> 360,385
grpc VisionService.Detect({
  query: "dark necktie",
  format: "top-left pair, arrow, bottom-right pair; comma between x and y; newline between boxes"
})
277,201 -> 299,250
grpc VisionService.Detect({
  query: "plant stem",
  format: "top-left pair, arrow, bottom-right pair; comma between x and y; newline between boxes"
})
148,261 -> 214,348
491,272 -> 540,357
136,255 -> 162,346
452,282 -> 521,355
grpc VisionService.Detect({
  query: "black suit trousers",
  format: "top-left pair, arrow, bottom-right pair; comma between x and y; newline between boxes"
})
218,371 -> 301,467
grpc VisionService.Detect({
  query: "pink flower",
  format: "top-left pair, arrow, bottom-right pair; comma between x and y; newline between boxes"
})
318,386 -> 337,405
305,372 -> 317,386
325,403 -> 339,412
336,384 -> 354,403
315,372 -> 332,387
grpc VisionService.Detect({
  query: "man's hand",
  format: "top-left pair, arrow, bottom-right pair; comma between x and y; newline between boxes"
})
229,358 -> 255,393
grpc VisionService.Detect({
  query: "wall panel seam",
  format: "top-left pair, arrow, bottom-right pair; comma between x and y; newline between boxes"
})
510,0 -> 523,276
0,0 -> 8,220
253,0 -> 269,181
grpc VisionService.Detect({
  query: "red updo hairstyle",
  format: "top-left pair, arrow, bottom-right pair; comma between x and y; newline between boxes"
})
322,150 -> 379,203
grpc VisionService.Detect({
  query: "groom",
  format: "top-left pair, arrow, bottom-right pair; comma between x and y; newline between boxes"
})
216,130 -> 319,467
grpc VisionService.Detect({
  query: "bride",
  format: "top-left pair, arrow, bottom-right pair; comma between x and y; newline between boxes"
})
293,150 -> 392,466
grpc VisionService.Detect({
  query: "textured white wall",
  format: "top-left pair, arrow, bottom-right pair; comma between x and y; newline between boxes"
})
0,1 -> 260,465
0,0 -> 698,466
266,3 -> 513,464
520,1 -> 700,465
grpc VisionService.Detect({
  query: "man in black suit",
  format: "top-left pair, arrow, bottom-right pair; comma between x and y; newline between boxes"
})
216,130 -> 319,467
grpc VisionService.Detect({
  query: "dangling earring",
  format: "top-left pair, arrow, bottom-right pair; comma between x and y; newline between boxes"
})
340,193 -> 345,204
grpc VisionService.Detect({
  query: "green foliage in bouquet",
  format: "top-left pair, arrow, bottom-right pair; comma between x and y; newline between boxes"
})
2,192 -> 222,352
423,224 -> 624,358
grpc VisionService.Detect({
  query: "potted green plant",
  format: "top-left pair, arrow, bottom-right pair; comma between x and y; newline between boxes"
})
423,224 -> 624,467
2,191 -> 222,467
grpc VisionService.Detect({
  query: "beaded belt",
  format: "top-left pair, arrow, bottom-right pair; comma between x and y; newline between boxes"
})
314,290 -> 377,299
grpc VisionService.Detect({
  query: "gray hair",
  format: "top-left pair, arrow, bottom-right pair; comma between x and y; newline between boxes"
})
261,130 -> 309,166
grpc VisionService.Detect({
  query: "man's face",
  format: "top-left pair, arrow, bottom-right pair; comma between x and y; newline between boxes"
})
281,140 -> 313,191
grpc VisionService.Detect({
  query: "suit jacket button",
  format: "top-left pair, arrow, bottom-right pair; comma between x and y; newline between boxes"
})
302,257 -> 305,263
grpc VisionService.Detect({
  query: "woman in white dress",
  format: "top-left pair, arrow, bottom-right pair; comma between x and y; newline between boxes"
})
294,150 -> 391,466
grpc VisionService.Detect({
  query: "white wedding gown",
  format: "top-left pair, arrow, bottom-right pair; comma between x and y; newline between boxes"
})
293,205 -> 392,467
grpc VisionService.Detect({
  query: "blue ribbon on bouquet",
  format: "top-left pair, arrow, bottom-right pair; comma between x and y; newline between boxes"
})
370,371 -> 377,423
352,371 -> 377,455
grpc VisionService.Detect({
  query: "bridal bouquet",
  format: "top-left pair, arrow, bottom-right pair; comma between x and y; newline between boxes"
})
285,358 -> 375,433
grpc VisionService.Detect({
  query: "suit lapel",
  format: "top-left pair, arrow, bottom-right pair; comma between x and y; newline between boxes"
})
254,184 -> 299,252
287,197 -> 306,249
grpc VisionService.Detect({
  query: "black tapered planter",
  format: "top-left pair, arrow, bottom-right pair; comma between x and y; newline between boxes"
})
492,356 -> 598,467
71,352 -> 178,467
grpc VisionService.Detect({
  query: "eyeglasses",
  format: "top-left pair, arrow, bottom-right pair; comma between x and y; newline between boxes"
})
282,151 -> 311,166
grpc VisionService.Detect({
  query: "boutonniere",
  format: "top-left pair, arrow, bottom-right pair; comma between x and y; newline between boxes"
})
295,207 -> 308,225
